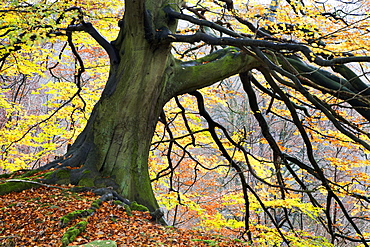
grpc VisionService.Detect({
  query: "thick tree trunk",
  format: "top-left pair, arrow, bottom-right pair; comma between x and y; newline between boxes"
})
41,0 -> 180,211
80,11 -> 174,211
86,53 -> 169,210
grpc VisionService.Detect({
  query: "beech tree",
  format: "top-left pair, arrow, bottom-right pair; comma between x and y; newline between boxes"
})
2,0 -> 370,245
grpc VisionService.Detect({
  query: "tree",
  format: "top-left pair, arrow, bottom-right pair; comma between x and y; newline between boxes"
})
1,0 -> 370,245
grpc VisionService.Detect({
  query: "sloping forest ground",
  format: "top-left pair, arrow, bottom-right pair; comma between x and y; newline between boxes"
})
0,169 -> 248,246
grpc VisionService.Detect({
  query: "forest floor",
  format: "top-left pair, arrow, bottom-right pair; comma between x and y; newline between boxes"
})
0,169 -> 248,246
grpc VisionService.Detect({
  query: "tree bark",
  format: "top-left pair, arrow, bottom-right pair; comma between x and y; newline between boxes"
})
39,0 -> 178,211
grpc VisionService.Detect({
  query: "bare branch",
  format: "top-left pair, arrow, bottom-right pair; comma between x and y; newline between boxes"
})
62,23 -> 119,65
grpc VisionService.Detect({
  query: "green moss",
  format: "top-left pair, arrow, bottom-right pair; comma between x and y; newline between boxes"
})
0,169 -> 41,181
61,221 -> 88,247
60,209 -> 91,227
124,204 -> 132,216
56,169 -> 70,178
0,172 -> 12,179
70,240 -> 117,247
42,170 -> 55,179
55,169 -> 71,184
60,213 -> 76,226
82,169 -> 91,174
93,199 -> 102,206
78,177 -> 95,187
129,201 -> 149,212
192,239 -> 219,246
0,168 -> 58,195
0,181 -> 38,195
19,169 -> 41,178
113,200 -> 123,206
91,199 -> 101,209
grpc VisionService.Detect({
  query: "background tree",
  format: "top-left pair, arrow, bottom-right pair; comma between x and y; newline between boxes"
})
1,0 -> 370,245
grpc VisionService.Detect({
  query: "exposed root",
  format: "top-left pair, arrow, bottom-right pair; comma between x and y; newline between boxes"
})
59,187 -> 146,246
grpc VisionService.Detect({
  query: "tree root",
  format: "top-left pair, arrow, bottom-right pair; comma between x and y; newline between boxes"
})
60,187 -> 132,246
5,179 -> 67,190
59,186 -> 164,246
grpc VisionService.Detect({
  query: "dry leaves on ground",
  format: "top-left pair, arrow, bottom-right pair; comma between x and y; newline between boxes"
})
0,171 -> 248,246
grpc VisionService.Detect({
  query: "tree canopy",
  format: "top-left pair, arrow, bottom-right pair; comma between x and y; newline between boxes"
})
1,0 -> 370,246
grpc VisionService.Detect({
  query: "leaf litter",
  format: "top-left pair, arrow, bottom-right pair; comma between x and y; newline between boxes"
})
0,171 -> 248,246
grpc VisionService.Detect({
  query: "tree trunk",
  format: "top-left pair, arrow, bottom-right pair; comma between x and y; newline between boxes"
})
41,0 -> 181,211
85,51 -> 170,211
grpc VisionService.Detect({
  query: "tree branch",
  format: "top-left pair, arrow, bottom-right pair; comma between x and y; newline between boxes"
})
164,6 -> 241,38
62,23 -> 119,65
166,31 -> 370,66
170,47 -> 257,95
